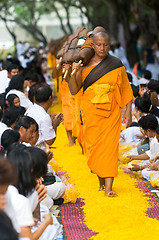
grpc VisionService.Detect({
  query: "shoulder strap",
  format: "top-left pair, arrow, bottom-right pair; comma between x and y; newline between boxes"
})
83,55 -> 123,93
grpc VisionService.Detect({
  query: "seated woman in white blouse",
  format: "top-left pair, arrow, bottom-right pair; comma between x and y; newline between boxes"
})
5,74 -> 33,110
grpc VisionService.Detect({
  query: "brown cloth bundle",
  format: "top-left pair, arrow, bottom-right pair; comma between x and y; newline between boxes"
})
62,26 -> 89,64
74,26 -> 107,66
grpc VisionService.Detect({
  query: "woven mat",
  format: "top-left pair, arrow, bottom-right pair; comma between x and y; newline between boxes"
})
57,170 -> 98,240
61,198 -> 98,240
136,179 -> 159,220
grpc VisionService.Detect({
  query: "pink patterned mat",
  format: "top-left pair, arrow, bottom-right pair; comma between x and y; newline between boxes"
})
61,198 -> 98,240
136,179 -> 159,220
57,170 -> 98,239
125,170 -> 159,220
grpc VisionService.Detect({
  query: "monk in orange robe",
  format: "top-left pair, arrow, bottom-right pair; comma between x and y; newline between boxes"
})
69,32 -> 133,196
56,61 -> 75,146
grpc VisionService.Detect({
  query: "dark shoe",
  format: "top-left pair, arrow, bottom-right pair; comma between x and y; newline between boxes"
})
54,198 -> 64,205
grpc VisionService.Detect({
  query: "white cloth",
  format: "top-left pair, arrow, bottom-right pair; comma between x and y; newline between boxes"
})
47,182 -> 65,200
5,185 -> 34,229
22,142 -> 32,147
0,70 -> 10,94
19,55 -> 34,69
114,46 -> 130,70
141,168 -> 159,180
0,122 -> 10,144
145,136 -> 159,159
146,50 -> 159,80
120,126 -> 141,145
41,182 -> 65,209
141,160 -> 159,180
36,204 -> 63,240
6,89 -> 33,110
126,70 -> 139,86
138,77 -> 149,85
48,164 -> 55,175
5,187 -> 20,233
25,104 -> 56,149
27,190 -> 39,212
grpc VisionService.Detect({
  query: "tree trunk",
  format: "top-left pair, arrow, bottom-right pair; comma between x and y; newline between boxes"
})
0,17 -> 17,56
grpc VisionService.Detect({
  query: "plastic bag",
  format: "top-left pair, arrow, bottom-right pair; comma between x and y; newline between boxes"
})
49,159 -> 59,174
61,176 -> 78,203
150,173 -> 159,187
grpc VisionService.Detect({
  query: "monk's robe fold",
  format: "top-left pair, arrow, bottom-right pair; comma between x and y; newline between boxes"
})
47,53 -> 60,99
81,58 -> 133,178
47,53 -> 56,69
61,80 -> 73,131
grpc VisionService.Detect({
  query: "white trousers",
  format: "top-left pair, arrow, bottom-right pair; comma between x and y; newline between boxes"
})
41,182 -> 66,209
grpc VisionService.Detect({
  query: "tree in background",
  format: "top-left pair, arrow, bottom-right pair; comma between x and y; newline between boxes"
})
0,0 -> 158,66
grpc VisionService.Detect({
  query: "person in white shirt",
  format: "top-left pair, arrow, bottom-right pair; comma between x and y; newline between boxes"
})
2,106 -> 25,129
120,123 -> 141,145
7,144 -> 62,240
0,122 -> 10,143
0,106 -> 25,145
13,116 -> 38,145
134,96 -> 159,122
0,156 -> 20,234
26,147 -> 66,210
0,62 -> 19,94
141,125 -> 159,180
114,42 -> 131,71
7,64 -> 19,80
0,70 -> 9,94
126,70 -> 139,86
138,69 -> 152,86
0,209 -> 19,240
1,129 -> 20,154
25,84 -> 63,149
5,74 -> 33,110
127,115 -> 159,174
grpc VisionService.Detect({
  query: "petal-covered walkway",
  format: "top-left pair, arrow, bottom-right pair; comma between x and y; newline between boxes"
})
50,104 -> 159,240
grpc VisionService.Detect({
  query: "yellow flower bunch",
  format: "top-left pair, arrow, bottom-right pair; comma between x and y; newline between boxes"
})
119,156 -> 132,164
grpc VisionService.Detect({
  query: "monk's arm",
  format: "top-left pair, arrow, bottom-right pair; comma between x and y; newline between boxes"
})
52,58 -> 63,78
69,63 -> 83,95
125,100 -> 132,128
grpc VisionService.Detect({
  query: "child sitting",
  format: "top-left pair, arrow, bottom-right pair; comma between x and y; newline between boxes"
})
127,114 -> 159,172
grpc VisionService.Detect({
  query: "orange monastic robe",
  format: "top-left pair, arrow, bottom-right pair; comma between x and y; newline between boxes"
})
47,53 -> 61,101
61,80 -> 73,131
81,64 -> 133,178
47,53 -> 56,69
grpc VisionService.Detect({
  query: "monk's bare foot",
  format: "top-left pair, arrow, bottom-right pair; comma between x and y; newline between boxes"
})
66,131 -> 76,146
67,142 -> 75,146
79,142 -> 84,155
105,191 -> 118,197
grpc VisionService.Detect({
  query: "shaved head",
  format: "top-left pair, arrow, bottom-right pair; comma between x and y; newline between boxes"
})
92,32 -> 110,59
92,26 -> 106,35
93,32 -> 110,43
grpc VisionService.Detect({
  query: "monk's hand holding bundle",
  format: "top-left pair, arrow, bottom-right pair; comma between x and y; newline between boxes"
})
62,63 -> 71,80
56,57 -> 62,70
71,60 -> 83,76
